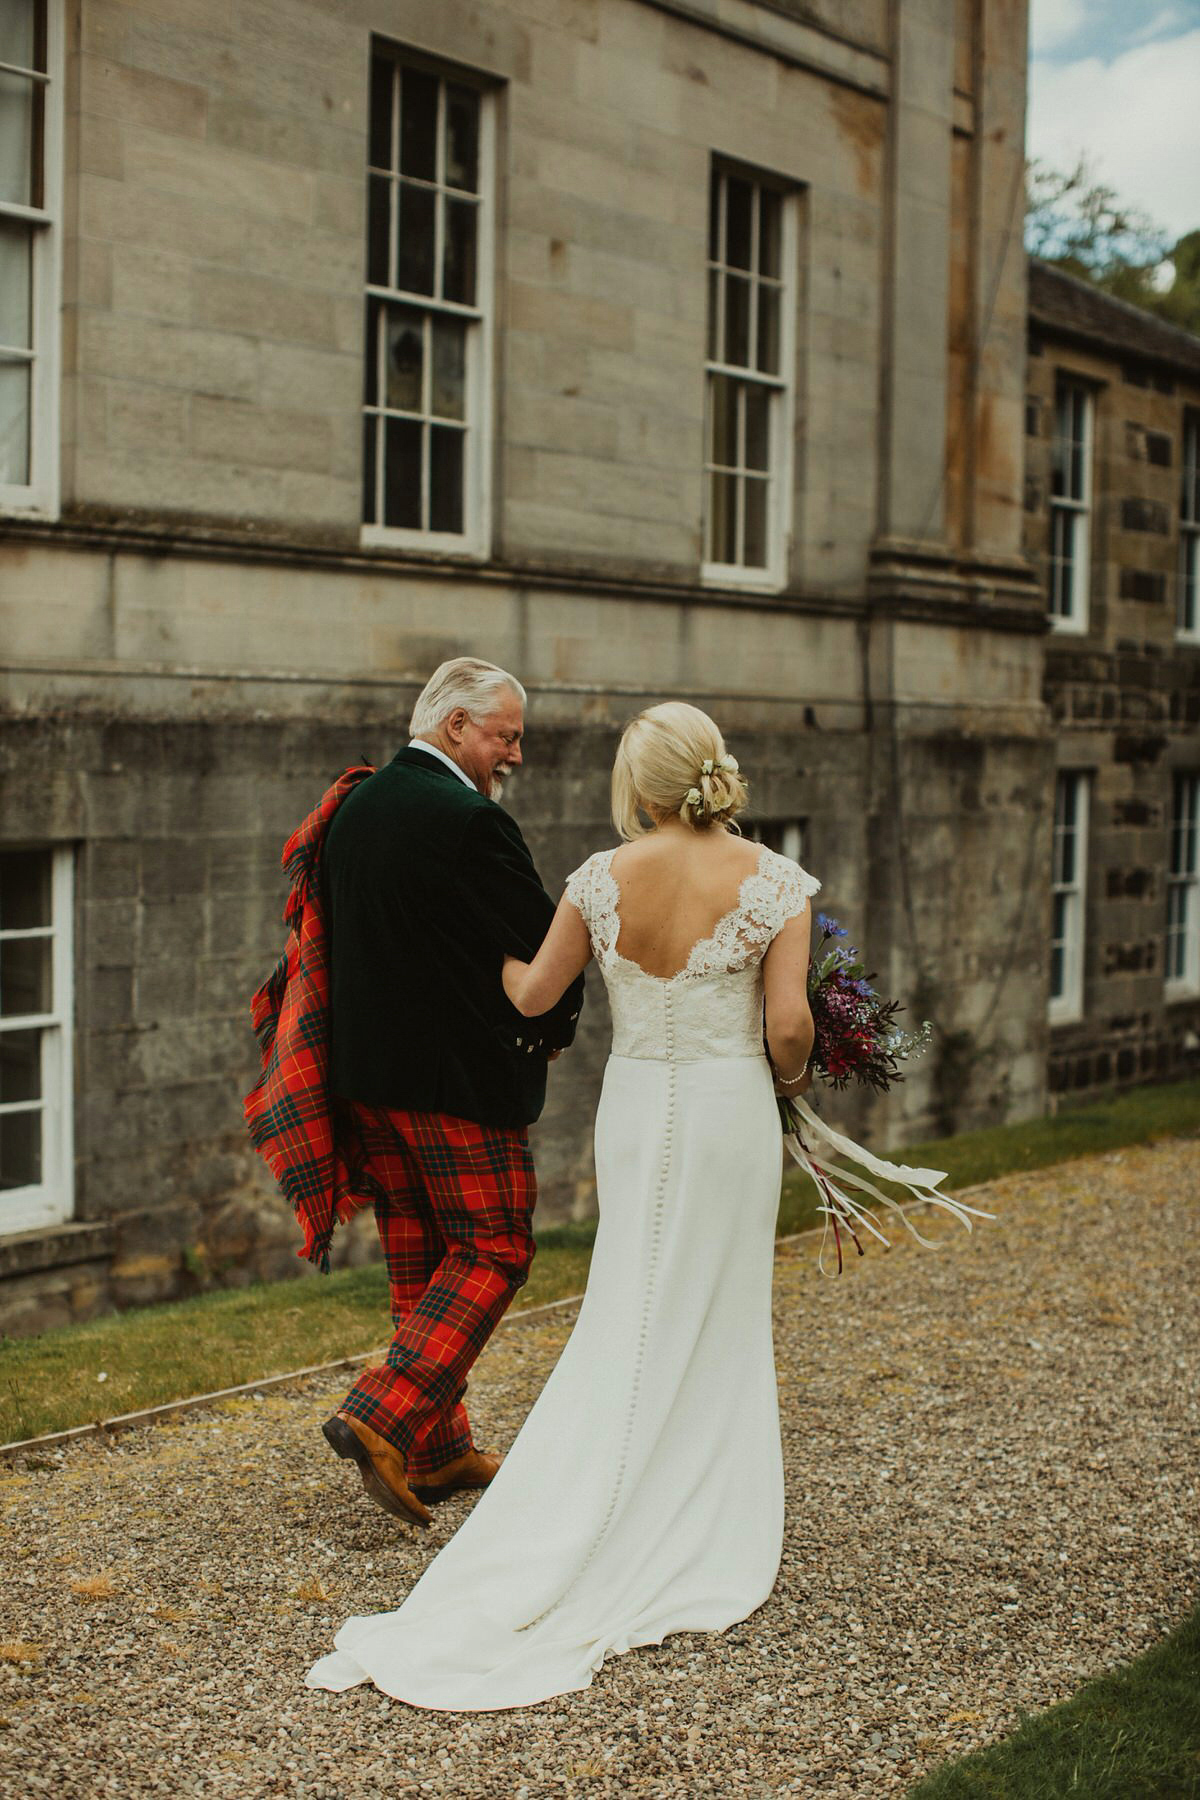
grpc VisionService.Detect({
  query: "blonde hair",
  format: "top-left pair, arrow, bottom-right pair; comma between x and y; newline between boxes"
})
611,702 -> 749,840
409,657 -> 526,736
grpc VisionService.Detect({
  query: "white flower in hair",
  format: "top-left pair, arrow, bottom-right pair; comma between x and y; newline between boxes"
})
685,787 -> 702,806
720,754 -> 739,774
700,759 -> 714,776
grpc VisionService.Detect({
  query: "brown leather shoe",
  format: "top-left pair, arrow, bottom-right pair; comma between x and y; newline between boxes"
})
322,1413 -> 432,1527
410,1447 -> 503,1504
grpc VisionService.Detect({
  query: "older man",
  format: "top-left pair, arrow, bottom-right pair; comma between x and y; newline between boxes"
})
320,658 -> 584,1526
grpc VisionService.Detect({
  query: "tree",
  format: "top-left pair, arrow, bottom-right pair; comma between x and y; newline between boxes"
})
1026,156 -> 1200,336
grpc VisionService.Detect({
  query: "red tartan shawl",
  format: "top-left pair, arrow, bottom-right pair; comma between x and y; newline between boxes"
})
244,765 -> 376,1272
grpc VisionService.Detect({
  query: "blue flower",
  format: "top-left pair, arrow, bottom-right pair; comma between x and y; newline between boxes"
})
817,913 -> 848,938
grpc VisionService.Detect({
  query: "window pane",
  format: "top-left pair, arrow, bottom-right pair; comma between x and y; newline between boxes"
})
362,413 -> 378,522
429,424 -> 464,533
369,55 -> 394,171
708,173 -> 719,261
708,374 -> 736,469
431,314 -> 465,420
385,305 -> 424,412
400,66 -> 438,181
0,357 -> 30,487
725,177 -> 753,270
383,415 -> 422,528
744,385 -> 769,471
444,83 -> 479,193
706,267 -> 719,361
0,217 -> 33,350
757,285 -> 780,376
367,175 -> 391,286
743,476 -> 767,567
1,935 -> 50,1017
723,274 -> 750,368
397,182 -> 435,295
759,189 -> 781,279
363,297 -> 380,404
1049,938 -> 1064,1000
0,1027 -> 40,1102
0,71 -> 35,208
0,1 -> 38,70
0,850 -> 51,929
443,198 -> 477,306
0,1106 -> 41,1189
708,470 -> 736,564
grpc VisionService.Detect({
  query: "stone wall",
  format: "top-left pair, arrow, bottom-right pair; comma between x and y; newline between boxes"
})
1025,267 -> 1200,1102
0,0 -> 1050,1336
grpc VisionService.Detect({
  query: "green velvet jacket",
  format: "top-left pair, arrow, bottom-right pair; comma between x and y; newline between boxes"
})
321,746 -> 585,1128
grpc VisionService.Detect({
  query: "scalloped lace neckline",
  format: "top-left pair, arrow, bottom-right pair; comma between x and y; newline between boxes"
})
596,846 -> 769,987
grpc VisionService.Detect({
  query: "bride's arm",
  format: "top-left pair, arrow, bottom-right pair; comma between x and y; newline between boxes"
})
762,905 -> 815,1092
503,893 -> 592,1017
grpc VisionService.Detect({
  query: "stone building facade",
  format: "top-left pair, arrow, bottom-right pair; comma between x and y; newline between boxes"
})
1024,261 -> 1200,1099
0,0 -> 1043,1336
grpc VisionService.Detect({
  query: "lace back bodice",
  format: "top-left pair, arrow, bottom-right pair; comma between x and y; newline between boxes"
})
565,847 -> 820,1062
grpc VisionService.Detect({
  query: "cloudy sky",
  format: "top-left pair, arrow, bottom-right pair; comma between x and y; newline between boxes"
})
1028,0 -> 1200,243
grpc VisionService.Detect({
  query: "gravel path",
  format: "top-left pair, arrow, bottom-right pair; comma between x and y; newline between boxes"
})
2,1137 -> 1197,1799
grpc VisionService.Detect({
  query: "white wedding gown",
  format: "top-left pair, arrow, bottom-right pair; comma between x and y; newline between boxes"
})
306,844 -> 820,1711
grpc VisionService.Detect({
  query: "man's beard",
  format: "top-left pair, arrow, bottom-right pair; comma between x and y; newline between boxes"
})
489,768 -> 511,803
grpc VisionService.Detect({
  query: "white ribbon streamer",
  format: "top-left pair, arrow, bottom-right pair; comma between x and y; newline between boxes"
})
782,1094 -> 995,1275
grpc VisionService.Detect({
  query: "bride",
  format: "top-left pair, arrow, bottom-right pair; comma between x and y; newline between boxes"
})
306,701 -> 819,1711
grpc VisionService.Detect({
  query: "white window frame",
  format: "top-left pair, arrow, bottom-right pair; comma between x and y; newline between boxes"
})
1048,379 -> 1093,635
1,846 -> 73,1235
748,818 -> 806,864
1179,413 -> 1200,644
701,162 -> 797,593
360,46 -> 495,561
0,0 -> 63,518
1166,773 -> 1200,998
1049,771 -> 1089,1025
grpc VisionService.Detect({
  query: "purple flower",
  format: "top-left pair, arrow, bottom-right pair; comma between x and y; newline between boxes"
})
817,913 -> 848,938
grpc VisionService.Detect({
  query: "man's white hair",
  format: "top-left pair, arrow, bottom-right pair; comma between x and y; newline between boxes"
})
408,657 -> 527,737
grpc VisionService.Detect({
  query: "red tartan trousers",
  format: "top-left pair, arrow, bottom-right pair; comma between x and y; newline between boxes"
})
338,1104 -> 537,1475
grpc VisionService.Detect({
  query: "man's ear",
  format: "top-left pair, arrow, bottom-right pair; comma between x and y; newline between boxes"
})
445,707 -> 470,744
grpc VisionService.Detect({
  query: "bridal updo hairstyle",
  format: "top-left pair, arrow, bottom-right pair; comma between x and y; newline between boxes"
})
612,702 -> 749,839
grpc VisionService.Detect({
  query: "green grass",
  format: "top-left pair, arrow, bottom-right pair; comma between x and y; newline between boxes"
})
777,1076 -> 1200,1237
1,1078 -> 1196,1445
906,1599 -> 1200,1799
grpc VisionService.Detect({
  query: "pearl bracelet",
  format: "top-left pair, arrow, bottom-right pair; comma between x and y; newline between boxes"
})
775,1059 -> 810,1087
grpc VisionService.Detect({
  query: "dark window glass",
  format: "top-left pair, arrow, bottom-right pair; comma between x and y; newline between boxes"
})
0,1107 -> 40,1190
744,386 -> 769,471
443,198 -> 477,305
369,55 -> 394,170
0,937 -> 50,1018
724,274 -> 750,368
431,315 -> 466,420
758,189 -> 781,278
386,305 -> 424,412
0,1028 -> 40,1103
757,285 -> 780,376
367,175 -> 390,285
383,417 -> 422,528
709,374 -> 736,468
708,471 -> 736,563
743,477 -> 767,566
397,182 -> 436,295
430,426 -> 464,533
362,414 -> 378,522
0,850 -> 51,930
400,66 -> 438,181
444,83 -> 479,193
725,177 -> 753,270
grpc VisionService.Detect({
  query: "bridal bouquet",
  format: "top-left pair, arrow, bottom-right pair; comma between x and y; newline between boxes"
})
779,914 -> 992,1274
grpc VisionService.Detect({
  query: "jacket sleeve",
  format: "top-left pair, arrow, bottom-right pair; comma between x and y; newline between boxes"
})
461,805 -> 586,1054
